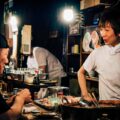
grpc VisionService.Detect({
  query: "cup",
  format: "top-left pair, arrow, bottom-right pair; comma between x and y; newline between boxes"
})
73,44 -> 79,53
88,71 -> 95,77
13,88 -> 19,95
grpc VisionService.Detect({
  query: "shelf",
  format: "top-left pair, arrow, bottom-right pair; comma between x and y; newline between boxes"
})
80,3 -> 110,11
67,72 -> 77,77
67,73 -> 98,82
86,76 -> 98,82
80,25 -> 98,29
81,51 -> 91,54
67,53 -> 80,56
80,3 -> 110,26
68,34 -> 81,37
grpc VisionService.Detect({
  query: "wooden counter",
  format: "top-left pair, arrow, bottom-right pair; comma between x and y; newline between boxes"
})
60,104 -> 120,120
4,76 -> 57,99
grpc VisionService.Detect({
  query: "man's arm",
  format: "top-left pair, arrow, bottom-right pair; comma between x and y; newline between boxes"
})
39,65 -> 47,79
0,89 -> 31,120
39,65 -> 46,73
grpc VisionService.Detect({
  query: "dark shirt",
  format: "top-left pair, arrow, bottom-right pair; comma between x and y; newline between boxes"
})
0,93 -> 10,114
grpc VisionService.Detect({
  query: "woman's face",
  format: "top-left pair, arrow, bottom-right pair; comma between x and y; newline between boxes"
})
0,48 -> 9,74
99,22 -> 119,46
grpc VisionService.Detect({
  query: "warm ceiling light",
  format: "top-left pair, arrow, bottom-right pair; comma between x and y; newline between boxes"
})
9,15 -> 18,32
62,7 -> 74,23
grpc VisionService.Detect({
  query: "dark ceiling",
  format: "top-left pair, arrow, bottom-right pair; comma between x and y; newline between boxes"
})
0,0 -> 80,64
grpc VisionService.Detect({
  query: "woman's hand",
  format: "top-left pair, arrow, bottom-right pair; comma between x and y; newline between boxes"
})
82,94 -> 96,102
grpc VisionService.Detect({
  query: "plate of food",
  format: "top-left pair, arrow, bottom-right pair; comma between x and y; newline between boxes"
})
34,97 -> 59,110
82,32 -> 93,52
34,95 -> 81,110
90,30 -> 100,49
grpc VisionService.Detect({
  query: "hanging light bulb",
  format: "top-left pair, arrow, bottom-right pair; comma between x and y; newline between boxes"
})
9,13 -> 18,32
62,7 -> 74,23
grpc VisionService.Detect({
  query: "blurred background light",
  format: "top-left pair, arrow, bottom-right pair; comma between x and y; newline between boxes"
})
9,14 -> 18,32
62,7 -> 74,23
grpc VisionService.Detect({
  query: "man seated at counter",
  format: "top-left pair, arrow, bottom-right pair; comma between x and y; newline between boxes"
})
0,34 -> 32,119
77,8 -> 120,101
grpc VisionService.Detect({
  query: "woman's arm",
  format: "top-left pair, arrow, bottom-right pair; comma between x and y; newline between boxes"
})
77,66 -> 93,101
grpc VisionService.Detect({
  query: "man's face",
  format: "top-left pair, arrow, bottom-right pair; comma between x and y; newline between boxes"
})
99,22 -> 119,46
0,48 -> 9,74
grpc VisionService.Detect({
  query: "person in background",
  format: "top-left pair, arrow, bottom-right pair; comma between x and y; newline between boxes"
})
0,34 -> 32,120
27,47 -> 38,69
27,47 -> 66,98
28,47 -> 66,83
77,8 -> 120,101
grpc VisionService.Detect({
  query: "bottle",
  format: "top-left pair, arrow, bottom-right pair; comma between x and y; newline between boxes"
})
73,44 -> 79,53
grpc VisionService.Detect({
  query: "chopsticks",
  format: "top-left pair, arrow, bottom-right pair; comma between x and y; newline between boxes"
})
91,92 -> 97,101
88,92 -> 99,107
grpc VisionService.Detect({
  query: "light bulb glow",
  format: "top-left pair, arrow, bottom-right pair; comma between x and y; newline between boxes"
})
9,16 -> 18,26
9,15 -> 18,32
63,8 -> 74,23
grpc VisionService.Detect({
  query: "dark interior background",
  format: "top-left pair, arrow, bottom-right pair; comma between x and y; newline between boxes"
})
0,0 -> 80,68
0,0 -> 118,68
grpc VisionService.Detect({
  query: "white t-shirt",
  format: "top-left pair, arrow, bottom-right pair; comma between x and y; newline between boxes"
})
83,44 -> 120,100
33,47 -> 66,79
27,56 -> 38,69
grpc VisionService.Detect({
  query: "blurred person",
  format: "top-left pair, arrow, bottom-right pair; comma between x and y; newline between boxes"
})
77,8 -> 120,101
27,47 -> 38,69
27,47 -> 66,83
0,34 -> 32,120
27,47 -> 66,98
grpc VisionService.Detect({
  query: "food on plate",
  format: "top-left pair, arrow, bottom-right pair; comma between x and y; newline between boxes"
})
39,98 -> 53,107
35,95 -> 81,108
99,100 -> 120,105
62,96 -> 80,104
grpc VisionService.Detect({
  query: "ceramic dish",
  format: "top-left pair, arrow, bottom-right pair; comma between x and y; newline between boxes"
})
82,32 -> 93,52
34,99 -> 55,110
90,30 -> 100,49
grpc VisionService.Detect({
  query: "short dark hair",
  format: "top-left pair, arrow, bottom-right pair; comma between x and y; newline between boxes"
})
0,34 -> 9,48
99,8 -> 120,35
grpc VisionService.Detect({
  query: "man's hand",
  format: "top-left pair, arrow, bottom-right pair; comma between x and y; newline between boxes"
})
6,95 -> 16,106
16,89 -> 32,103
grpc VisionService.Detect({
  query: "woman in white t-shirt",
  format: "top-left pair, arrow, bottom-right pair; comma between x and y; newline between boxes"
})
78,8 -> 120,101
